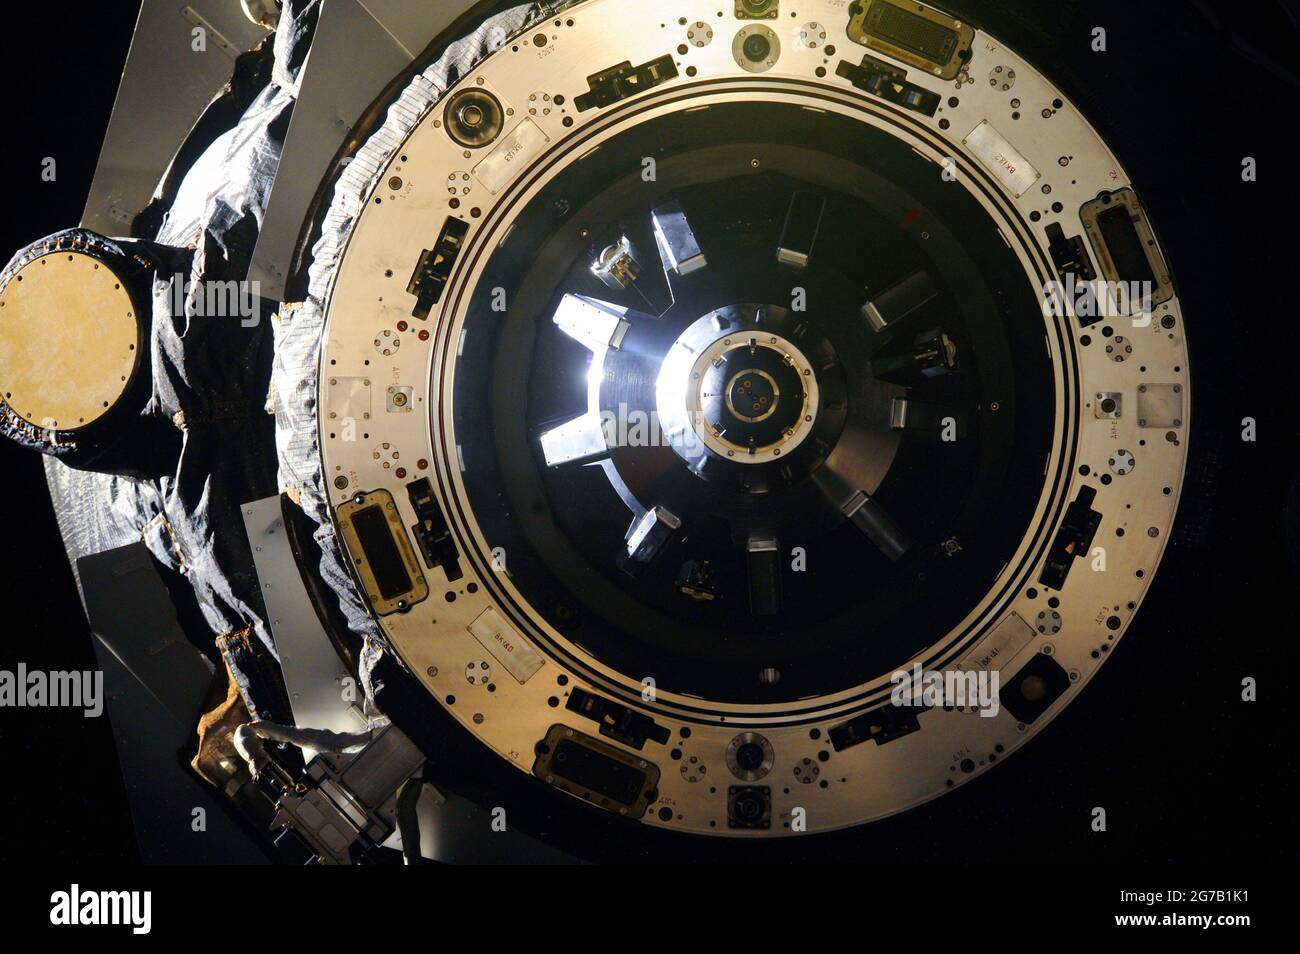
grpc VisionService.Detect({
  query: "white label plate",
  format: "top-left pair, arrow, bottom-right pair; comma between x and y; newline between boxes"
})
473,118 -> 550,195
468,607 -> 545,684
963,120 -> 1040,198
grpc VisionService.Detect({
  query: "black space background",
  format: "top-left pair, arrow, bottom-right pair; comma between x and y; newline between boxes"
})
0,0 -> 1295,867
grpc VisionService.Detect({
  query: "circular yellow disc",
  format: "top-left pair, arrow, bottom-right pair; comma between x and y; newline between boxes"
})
0,251 -> 140,431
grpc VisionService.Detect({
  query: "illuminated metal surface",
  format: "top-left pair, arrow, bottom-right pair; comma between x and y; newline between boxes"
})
313,0 -> 1190,835
0,251 -> 139,431
82,0 -> 270,234
247,0 -> 486,295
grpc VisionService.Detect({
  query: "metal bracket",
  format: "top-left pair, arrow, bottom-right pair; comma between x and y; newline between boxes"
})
242,495 -> 366,736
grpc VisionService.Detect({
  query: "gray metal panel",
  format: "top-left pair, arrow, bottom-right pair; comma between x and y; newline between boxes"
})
77,542 -> 215,728
358,0 -> 456,57
248,0 -> 478,297
82,0 -> 270,235
242,495 -> 367,734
